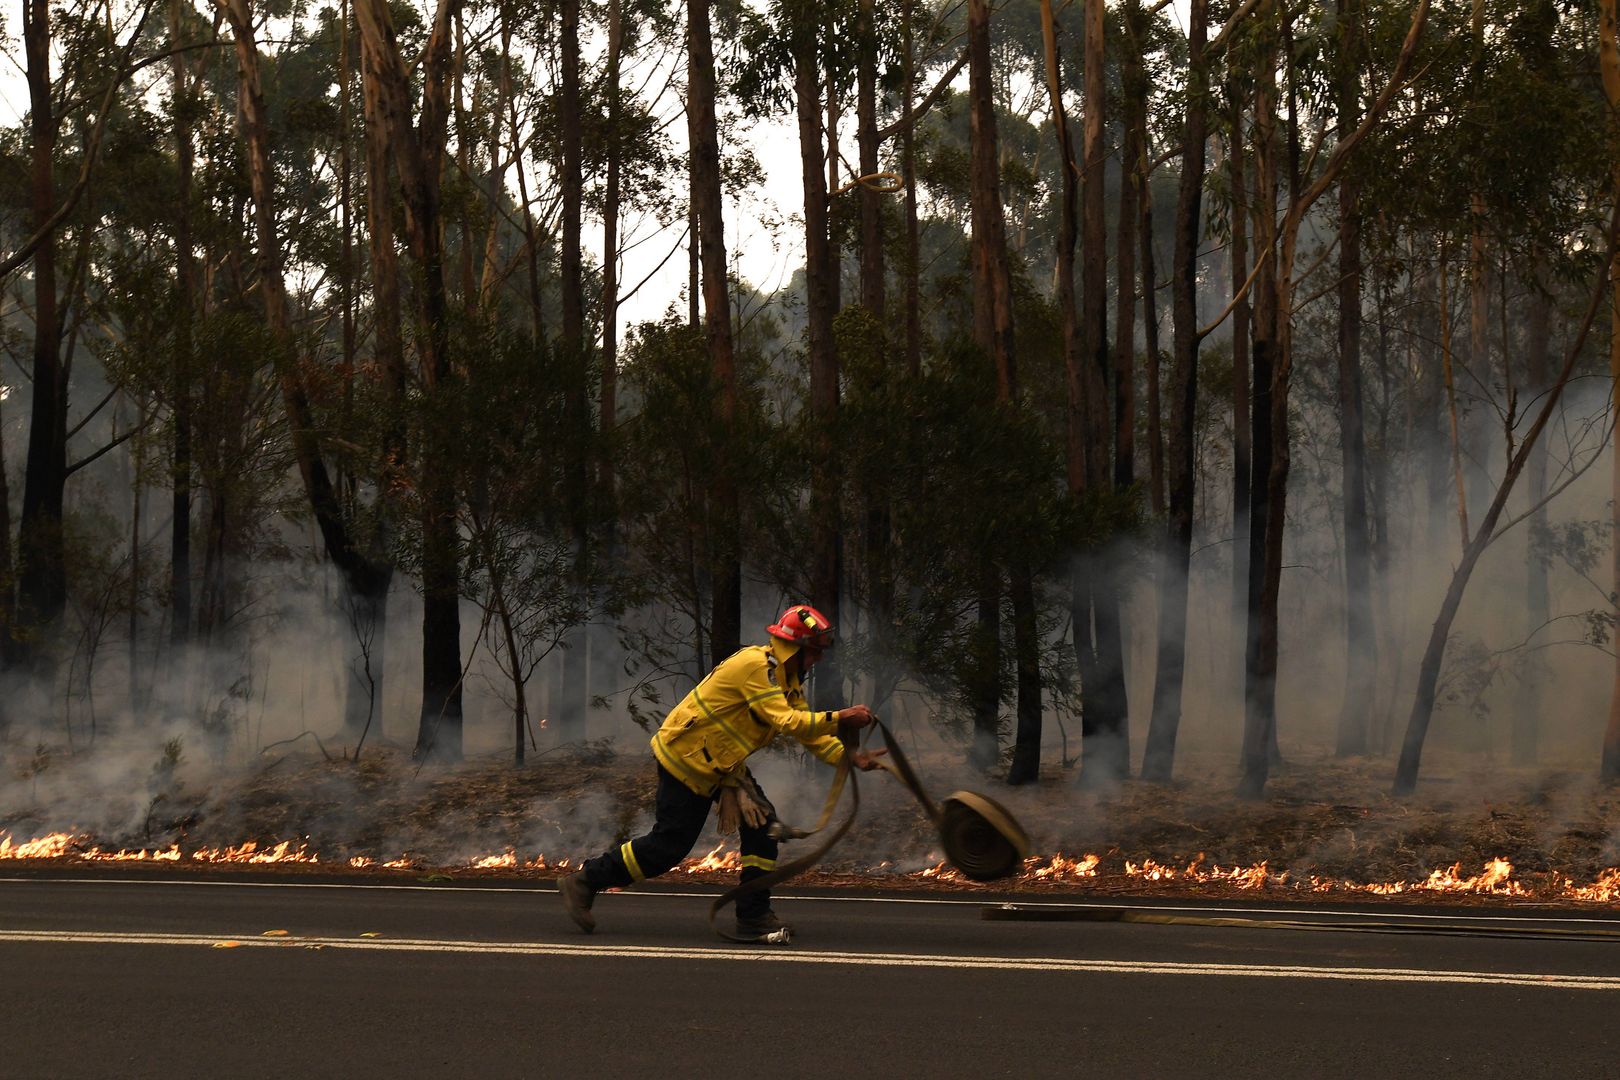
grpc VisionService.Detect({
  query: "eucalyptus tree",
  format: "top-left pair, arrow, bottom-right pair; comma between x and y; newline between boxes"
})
1239,0 -> 1429,799
1604,0 -> 1620,783
12,0 -> 157,667
1140,0 -> 1208,784
689,0 -> 741,666
1310,0 -> 1609,791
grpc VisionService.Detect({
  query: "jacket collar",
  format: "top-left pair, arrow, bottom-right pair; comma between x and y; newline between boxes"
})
766,635 -> 801,666
766,635 -> 806,689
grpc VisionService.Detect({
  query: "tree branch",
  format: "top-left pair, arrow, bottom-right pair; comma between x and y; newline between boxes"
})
0,0 -> 158,282
1198,245 -> 1265,340
66,422 -> 145,478
66,382 -> 120,441
878,47 -> 969,141
1207,0 -> 1264,57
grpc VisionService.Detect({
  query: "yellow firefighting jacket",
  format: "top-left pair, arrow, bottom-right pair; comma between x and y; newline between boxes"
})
651,636 -> 845,796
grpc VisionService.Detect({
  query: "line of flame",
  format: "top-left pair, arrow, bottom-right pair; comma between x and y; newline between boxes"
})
2,832 -> 1616,902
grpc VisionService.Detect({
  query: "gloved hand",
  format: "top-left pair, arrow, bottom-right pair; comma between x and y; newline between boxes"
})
737,785 -> 770,829
717,786 -> 742,836
850,748 -> 888,772
837,704 -> 876,729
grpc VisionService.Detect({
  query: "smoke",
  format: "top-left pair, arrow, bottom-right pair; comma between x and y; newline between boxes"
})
2,364 -> 1618,879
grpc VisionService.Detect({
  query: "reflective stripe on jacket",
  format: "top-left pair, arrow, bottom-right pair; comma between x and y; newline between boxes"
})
651,636 -> 844,796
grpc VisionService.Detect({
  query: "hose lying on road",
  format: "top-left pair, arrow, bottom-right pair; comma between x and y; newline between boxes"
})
982,904 -> 1620,943
710,718 -> 1030,942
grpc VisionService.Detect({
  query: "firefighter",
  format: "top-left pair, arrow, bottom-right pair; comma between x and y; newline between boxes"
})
559,603 -> 885,941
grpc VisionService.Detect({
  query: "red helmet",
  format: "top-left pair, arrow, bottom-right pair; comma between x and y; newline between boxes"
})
767,604 -> 835,650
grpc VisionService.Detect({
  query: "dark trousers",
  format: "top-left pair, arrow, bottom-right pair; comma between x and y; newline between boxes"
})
581,763 -> 779,919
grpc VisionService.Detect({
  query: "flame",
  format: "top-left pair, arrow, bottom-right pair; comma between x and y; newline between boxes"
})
1117,854 -> 1277,890
94,845 -> 183,862
1029,853 -> 1102,880
680,843 -> 742,873
190,840 -> 319,864
0,832 -> 318,865
347,856 -> 415,869
0,830 -> 1615,903
908,850 -> 1618,902
1560,866 -> 1620,902
0,833 -> 77,859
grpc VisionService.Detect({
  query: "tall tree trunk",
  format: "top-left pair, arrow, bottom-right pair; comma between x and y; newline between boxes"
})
1140,132 -> 1164,517
1437,249 -> 1470,549
794,10 -> 842,708
506,84 -> 545,340
0,380 -> 12,680
1514,273 -> 1551,764
1113,0 -> 1145,491
1239,4 -> 1280,799
1042,0 -> 1082,517
1079,0 -> 1108,476
1228,0 -> 1425,796
342,0 -> 379,744
1140,0 -> 1207,783
1077,0 -> 1129,786
1601,0 -> 1620,782
478,14 -> 515,309
902,0 -> 922,377
973,8 -> 1029,706
222,0 -> 400,742
1042,0 -> 1090,781
347,0 -> 408,743
352,0 -> 463,759
1006,559 -> 1042,783
169,0 -> 194,652
826,64 -> 841,316
856,0 -> 893,707
688,182 -> 701,330
452,16 -> 475,305
1229,80 -> 1252,659
589,0 -> 625,718
557,0 -> 592,741
127,395 -> 143,720
1256,62 -> 1305,792
689,0 -> 741,664
1334,0 -> 1375,757
1369,269 -> 1397,752
19,0 -> 68,640
339,0 -> 357,481
1463,0 -> 1489,527
969,0 -> 1032,774
600,0 -> 623,502
856,2 -> 881,321
1245,0 -> 1428,793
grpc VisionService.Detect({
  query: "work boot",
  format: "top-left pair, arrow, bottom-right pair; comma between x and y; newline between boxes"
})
734,910 -> 794,943
559,871 -> 597,933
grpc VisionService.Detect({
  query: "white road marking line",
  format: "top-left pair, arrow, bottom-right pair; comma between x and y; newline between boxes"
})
0,928 -> 1614,989
1,875 -> 1615,929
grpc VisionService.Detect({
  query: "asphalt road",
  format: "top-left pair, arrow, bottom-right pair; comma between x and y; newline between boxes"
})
2,871 -> 1618,1079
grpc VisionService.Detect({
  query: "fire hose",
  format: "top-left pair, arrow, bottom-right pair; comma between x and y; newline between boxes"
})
982,904 -> 1620,943
709,717 -> 1030,943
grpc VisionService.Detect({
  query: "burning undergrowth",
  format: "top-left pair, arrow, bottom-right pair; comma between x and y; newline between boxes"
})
2,736 -> 1619,907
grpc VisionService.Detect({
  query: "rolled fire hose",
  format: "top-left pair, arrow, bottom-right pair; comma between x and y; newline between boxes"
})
709,718 -> 1030,942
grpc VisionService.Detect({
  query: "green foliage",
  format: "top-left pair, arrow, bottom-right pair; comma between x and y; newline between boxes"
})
612,315 -> 792,676
1,0 -> 1616,778
1354,0 -> 1607,272
840,326 -> 1072,713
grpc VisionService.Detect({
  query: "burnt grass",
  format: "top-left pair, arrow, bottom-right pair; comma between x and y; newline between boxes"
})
4,739 -> 1619,908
